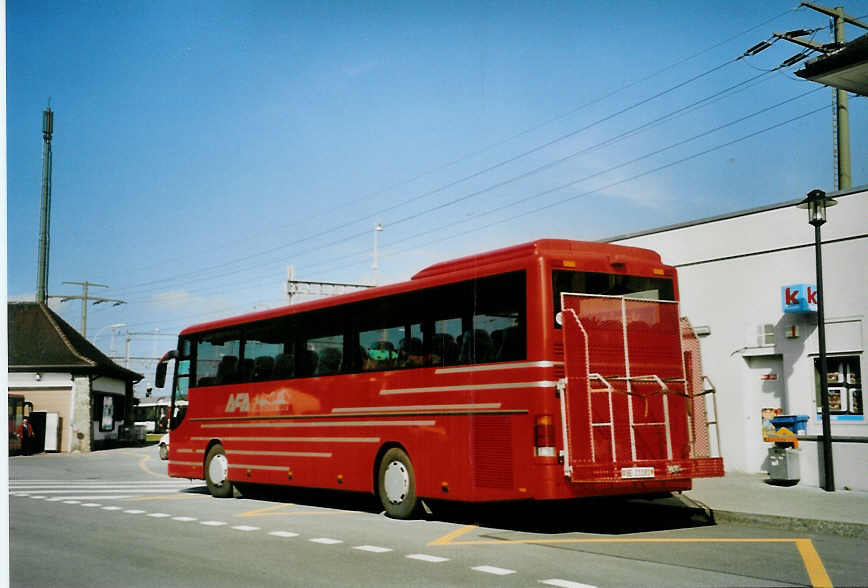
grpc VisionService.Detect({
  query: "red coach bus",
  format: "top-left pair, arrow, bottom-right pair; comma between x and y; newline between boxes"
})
154,239 -> 723,518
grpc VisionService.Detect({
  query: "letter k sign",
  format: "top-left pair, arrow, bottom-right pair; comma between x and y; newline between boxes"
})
785,287 -> 800,306
807,287 -> 818,305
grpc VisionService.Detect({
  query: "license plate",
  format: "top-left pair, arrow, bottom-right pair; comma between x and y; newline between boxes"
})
621,467 -> 655,479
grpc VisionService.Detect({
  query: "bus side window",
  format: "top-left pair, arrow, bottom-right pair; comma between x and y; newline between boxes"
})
196,331 -> 241,386
431,318 -> 461,367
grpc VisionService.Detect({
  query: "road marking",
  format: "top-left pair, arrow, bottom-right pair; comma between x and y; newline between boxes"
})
122,509 -> 147,514
148,513 -> 172,518
353,545 -> 393,553
406,554 -> 449,563
101,506 -> 122,511
80,503 -> 102,508
231,525 -> 261,532
236,504 -> 347,518
200,521 -> 228,527
269,531 -> 299,538
28,496 -> 46,499
172,516 -> 197,522
138,454 -> 170,479
122,494 -> 204,502
429,524 -> 477,545
10,488 -> 193,494
62,500 -> 81,504
795,538 -> 834,588
472,565 -> 516,576
540,580 -> 598,588
429,528 -> 832,588
309,538 -> 343,544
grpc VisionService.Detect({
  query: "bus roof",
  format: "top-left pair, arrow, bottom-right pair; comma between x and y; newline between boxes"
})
179,239 -> 668,336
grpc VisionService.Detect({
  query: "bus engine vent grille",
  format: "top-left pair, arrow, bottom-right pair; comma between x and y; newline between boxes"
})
472,415 -> 514,490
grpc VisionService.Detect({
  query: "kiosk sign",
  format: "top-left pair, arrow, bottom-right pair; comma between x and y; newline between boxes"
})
781,284 -> 817,314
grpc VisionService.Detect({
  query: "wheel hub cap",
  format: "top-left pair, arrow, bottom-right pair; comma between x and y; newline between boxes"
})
209,454 -> 229,487
383,460 -> 409,504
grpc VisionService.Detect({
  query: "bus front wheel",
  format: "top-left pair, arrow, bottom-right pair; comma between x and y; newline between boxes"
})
377,447 -> 418,519
204,444 -> 234,498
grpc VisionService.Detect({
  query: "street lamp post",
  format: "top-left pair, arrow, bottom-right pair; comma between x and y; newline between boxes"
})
797,188 -> 837,492
372,223 -> 384,286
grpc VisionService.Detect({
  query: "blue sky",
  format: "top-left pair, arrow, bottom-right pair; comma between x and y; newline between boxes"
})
7,1 -> 867,393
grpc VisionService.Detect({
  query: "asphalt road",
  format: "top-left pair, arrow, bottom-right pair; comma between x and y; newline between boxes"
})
9,447 -> 865,587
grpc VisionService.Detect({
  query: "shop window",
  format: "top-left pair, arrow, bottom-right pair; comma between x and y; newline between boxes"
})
814,355 -> 862,416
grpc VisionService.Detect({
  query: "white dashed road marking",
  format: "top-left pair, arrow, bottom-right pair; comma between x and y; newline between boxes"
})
15,483 -> 599,586
473,565 -> 516,576
406,554 -> 449,563
309,538 -> 343,544
540,580 -> 598,588
353,545 -> 392,553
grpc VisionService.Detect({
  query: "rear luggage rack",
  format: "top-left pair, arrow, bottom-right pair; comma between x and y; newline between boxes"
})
558,293 -> 723,484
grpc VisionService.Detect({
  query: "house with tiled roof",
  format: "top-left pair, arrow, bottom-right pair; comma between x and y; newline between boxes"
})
8,302 -> 143,452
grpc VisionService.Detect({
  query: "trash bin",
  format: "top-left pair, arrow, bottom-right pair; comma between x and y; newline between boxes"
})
767,445 -> 800,482
770,415 -> 809,435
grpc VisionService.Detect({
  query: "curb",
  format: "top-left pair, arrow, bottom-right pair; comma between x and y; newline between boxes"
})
711,509 -> 868,539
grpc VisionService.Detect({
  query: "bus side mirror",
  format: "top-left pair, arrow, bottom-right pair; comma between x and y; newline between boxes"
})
155,363 -> 167,389
154,349 -> 178,388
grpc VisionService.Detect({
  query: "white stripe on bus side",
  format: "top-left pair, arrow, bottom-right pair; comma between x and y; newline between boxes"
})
379,381 -> 558,395
190,436 -> 380,443
434,361 -> 562,374
331,403 -> 499,413
201,420 -> 436,429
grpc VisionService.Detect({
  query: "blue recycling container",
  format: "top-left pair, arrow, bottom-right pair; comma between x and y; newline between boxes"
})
771,415 -> 809,435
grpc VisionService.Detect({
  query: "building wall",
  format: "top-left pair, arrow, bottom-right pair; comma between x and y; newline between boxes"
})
9,372 -> 73,452
611,188 -> 867,490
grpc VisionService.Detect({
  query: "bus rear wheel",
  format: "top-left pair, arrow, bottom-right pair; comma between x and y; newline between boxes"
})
204,444 -> 234,498
377,448 -> 418,519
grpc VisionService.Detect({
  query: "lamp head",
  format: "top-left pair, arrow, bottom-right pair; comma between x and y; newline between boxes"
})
797,188 -> 837,226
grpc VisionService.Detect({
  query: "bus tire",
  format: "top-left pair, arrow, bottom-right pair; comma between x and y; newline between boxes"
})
377,447 -> 418,519
204,444 -> 234,498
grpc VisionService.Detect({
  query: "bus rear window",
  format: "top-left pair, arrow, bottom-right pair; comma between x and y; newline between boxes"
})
552,269 -> 674,323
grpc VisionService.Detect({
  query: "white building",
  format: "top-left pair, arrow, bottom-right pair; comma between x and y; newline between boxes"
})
608,185 -> 867,491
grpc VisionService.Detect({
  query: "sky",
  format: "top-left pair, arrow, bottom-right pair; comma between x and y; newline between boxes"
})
7,0 -> 868,395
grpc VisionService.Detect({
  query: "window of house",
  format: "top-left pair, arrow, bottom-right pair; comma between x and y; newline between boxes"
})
814,355 -> 863,416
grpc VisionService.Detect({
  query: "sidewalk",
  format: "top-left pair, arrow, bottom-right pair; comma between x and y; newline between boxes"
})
680,471 -> 868,538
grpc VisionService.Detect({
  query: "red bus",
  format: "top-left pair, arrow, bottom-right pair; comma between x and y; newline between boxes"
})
155,239 -> 723,518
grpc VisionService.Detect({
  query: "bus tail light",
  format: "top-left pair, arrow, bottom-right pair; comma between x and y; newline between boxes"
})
535,415 -> 556,457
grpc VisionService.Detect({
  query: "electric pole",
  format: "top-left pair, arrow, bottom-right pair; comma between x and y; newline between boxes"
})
47,281 -> 126,338
37,105 -> 54,303
769,2 -> 866,189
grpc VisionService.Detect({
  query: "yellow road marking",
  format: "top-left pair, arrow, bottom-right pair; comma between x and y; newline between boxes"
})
428,524 -> 478,546
429,528 -> 832,588
235,504 -> 347,518
795,538 -> 833,588
137,455 -> 169,479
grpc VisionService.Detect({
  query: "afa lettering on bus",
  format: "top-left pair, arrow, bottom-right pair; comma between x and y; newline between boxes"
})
225,390 -> 291,413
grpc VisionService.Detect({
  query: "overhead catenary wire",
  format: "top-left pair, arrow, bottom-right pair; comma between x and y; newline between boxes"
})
108,6 -> 802,291
110,60 -> 762,302
118,90 -> 827,320
121,102 -> 832,334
